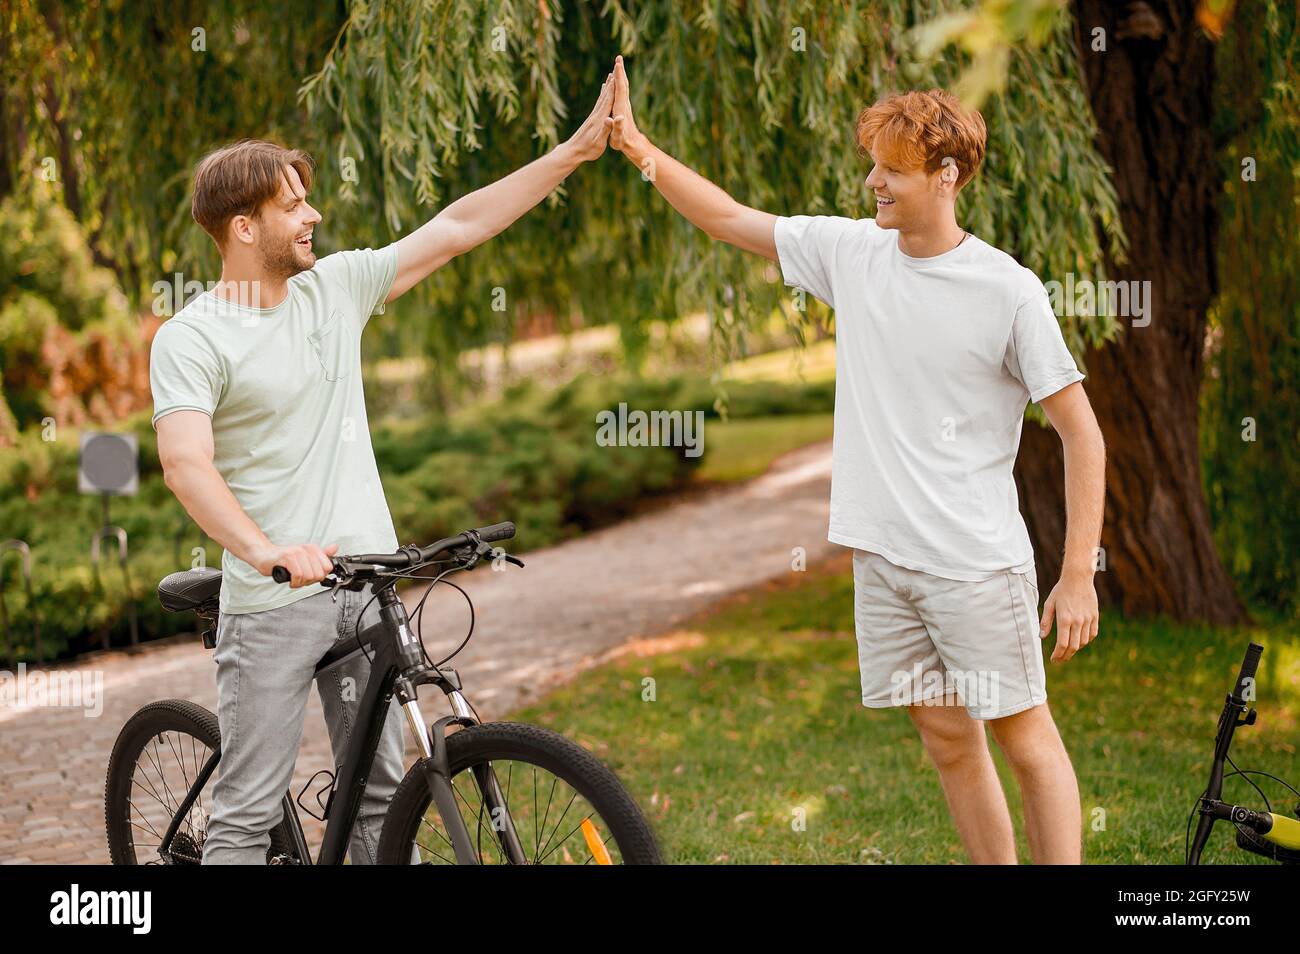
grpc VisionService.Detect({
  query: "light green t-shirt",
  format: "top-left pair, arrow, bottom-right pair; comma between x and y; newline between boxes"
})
149,245 -> 400,615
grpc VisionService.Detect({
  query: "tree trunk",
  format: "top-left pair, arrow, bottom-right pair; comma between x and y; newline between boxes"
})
1013,0 -> 1247,624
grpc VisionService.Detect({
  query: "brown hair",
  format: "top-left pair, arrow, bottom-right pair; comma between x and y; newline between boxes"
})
190,139 -> 315,248
854,89 -> 986,190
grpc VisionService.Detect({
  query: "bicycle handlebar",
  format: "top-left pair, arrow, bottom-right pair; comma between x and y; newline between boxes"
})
270,521 -> 516,584
1233,642 -> 1264,703
1188,642 -> 1268,863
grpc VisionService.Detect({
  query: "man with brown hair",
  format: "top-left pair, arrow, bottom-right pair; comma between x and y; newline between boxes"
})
150,78 -> 617,864
605,55 -> 1105,864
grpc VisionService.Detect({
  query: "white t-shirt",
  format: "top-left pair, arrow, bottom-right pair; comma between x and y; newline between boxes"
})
774,215 -> 1084,581
149,246 -> 400,614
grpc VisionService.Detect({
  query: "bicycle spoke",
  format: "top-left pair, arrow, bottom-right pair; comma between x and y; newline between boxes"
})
127,805 -> 164,841
534,788 -> 580,863
122,728 -> 216,863
537,810 -> 599,865
129,766 -> 174,816
532,766 -> 539,861
144,736 -> 182,814
532,774 -> 560,865
421,846 -> 455,865
448,774 -> 505,864
418,815 -> 455,851
161,731 -> 204,834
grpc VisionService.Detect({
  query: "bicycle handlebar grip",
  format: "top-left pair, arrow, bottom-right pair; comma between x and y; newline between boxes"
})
477,521 -> 516,543
272,565 -> 291,584
1234,642 -> 1264,700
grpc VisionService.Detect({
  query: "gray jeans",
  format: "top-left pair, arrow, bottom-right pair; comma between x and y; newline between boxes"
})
201,582 -> 410,864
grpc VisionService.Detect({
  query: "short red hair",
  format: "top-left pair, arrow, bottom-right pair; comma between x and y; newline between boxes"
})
855,89 -> 987,190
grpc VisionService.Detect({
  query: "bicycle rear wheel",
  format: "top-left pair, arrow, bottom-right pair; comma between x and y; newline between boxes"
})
376,721 -> 661,864
104,699 -> 302,864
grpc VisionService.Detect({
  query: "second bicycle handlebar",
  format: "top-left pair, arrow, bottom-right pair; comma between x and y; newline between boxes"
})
270,521 -> 516,584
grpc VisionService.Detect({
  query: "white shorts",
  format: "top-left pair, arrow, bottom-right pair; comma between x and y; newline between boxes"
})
851,549 -> 1047,720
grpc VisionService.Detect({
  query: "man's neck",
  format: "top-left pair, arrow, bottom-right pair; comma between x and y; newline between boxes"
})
896,215 -> 967,259
212,262 -> 289,310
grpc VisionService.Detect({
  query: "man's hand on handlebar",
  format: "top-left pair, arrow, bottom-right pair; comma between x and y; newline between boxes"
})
254,542 -> 339,588
266,522 -> 520,588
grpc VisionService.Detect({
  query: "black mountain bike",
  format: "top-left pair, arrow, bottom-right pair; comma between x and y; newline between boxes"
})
1186,642 -> 1300,864
104,521 -> 662,865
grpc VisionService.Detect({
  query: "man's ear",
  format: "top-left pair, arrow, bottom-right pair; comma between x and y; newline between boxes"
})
228,214 -> 257,247
940,155 -> 959,190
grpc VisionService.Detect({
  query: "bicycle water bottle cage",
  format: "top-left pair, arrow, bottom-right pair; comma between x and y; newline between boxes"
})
296,768 -> 337,822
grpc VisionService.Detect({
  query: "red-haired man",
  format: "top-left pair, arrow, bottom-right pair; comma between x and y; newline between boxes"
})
607,55 -> 1104,864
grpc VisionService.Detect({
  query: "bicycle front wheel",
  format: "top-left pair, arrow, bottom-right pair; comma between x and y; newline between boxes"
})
376,722 -> 661,864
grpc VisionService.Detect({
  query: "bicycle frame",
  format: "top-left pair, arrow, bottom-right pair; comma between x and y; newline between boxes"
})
161,580 -> 525,865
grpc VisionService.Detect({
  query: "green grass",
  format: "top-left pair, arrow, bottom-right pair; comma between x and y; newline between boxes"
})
511,555 -> 1300,864
695,413 -> 834,483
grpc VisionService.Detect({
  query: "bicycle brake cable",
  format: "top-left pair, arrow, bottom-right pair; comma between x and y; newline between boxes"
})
351,557 -> 454,664
1184,760 -> 1300,862
1227,754 -> 1274,814
345,553 -> 493,724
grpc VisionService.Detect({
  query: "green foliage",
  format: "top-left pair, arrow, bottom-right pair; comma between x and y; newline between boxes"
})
1,0 -> 351,296
303,0 -> 1123,369
4,1 -> 1123,377
1202,0 -> 1300,617
910,0 -> 1067,108
0,184 -> 137,434
0,413 -> 190,663
377,371 -> 833,545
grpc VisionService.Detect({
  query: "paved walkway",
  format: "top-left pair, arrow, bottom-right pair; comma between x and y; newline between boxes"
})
0,441 -> 834,864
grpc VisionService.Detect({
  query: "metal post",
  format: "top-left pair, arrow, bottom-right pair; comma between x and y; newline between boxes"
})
0,540 -> 41,665
91,525 -> 139,650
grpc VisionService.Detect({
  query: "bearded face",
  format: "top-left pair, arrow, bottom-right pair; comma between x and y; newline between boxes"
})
256,215 -> 315,279
250,163 -> 319,279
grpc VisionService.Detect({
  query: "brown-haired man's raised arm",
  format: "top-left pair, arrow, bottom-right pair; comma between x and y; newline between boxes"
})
385,74 -> 617,303
608,55 -> 777,261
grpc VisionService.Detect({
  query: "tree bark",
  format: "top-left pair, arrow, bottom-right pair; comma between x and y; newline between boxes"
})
1014,0 -> 1247,624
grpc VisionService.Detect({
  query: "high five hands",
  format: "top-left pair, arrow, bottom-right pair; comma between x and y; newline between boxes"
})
606,55 -> 642,155
566,55 -> 642,163
566,70 -> 617,162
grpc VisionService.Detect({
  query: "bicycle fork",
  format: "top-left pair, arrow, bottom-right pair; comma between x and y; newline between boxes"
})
376,584 -> 527,865
396,674 -> 528,865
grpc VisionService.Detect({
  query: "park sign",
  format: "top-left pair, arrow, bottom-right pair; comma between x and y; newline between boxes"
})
78,432 -> 138,496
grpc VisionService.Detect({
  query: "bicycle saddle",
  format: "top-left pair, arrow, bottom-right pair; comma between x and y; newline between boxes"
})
157,567 -> 223,612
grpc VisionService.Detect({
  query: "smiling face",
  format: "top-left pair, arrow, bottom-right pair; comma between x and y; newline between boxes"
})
863,150 -> 943,232
853,89 -> 987,233
248,164 -> 322,279
190,140 -> 320,280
